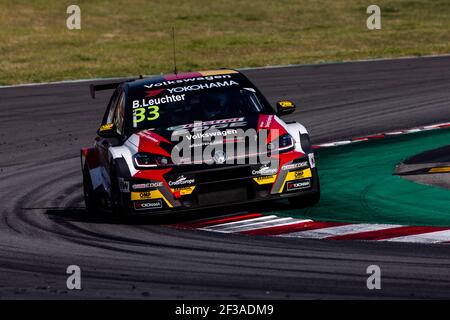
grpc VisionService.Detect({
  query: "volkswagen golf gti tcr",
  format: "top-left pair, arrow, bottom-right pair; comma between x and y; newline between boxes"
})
81,69 -> 320,218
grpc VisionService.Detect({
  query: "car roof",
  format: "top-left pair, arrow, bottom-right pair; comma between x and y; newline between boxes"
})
125,69 -> 245,89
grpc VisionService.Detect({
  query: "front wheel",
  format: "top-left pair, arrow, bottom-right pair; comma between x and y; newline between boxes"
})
109,164 -> 128,222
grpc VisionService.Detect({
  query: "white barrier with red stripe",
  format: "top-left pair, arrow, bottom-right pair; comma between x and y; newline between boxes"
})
313,122 -> 450,149
171,213 -> 450,244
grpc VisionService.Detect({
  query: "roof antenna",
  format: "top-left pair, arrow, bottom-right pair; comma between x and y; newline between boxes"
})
172,26 -> 178,75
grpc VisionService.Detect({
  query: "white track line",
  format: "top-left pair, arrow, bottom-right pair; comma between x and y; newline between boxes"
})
384,131 -> 404,135
201,215 -> 278,231
183,212 -> 251,225
238,218 -> 315,232
424,122 -> 450,129
277,223 -> 402,239
213,217 -> 297,233
239,54 -> 450,71
404,129 -> 422,134
0,76 -> 138,89
383,230 -> 450,244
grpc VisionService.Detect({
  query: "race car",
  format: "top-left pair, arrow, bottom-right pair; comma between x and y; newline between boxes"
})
81,69 -> 320,218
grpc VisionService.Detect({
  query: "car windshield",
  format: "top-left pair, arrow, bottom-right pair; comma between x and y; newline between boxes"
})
127,85 -> 274,131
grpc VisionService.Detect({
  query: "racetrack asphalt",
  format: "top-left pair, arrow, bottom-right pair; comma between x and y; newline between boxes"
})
0,56 -> 450,299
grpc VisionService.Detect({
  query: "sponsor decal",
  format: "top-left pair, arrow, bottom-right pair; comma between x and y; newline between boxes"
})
132,191 -> 156,200
137,130 -> 159,143
143,74 -> 233,88
252,164 -> 278,176
295,171 -> 306,179
168,175 -> 195,187
171,186 -> 196,196
118,178 -> 130,192
186,129 -> 237,140
253,174 -> 277,185
308,153 -> 316,168
134,200 -> 163,210
137,129 -> 170,144
281,161 -> 308,171
285,168 -> 312,182
168,118 -> 247,132
287,179 -> 311,191
259,115 -> 274,130
132,181 -> 163,190
131,189 -> 173,208
165,80 -> 239,94
188,139 -> 224,149
132,94 -> 186,109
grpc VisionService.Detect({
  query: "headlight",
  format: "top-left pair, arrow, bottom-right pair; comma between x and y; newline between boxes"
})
278,134 -> 295,152
133,153 -> 171,168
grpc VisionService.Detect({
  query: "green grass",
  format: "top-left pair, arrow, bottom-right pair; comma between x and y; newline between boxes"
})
277,128 -> 450,226
0,0 -> 449,84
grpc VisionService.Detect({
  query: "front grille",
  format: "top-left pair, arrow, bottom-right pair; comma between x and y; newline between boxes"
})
194,165 -> 252,183
196,180 -> 252,206
197,186 -> 249,206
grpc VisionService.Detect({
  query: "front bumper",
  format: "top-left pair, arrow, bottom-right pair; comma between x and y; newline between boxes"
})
122,156 -> 319,215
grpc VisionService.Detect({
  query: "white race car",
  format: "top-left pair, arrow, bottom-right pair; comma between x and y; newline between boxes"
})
81,69 -> 320,218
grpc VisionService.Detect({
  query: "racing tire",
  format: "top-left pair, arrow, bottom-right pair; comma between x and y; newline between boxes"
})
300,133 -> 312,153
83,166 -> 101,217
109,163 -> 128,222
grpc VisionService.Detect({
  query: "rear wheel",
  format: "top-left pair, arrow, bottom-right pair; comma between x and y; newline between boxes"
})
83,166 -> 100,216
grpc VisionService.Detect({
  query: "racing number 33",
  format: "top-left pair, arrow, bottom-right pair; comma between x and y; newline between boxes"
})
133,106 -> 160,124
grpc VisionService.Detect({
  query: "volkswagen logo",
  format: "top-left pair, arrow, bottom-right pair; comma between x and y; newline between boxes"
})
213,150 -> 227,164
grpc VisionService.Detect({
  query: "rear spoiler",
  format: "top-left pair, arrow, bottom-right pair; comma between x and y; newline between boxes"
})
89,82 -> 121,99
89,75 -> 143,99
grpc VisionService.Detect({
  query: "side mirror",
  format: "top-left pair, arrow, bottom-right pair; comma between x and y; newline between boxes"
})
276,100 -> 296,116
97,123 -> 119,138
